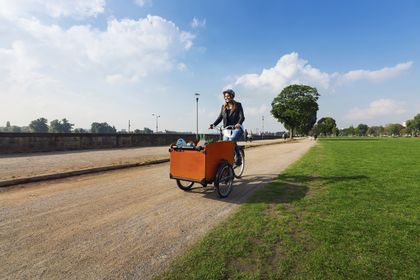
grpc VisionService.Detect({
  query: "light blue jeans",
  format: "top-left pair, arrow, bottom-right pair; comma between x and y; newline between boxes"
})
223,128 -> 243,164
222,128 -> 244,141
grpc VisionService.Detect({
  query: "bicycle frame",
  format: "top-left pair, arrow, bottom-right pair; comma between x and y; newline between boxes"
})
211,125 -> 245,178
212,125 -> 236,140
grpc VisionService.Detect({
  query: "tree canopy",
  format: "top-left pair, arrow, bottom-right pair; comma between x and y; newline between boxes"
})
90,122 -> 117,133
384,123 -> 404,136
406,113 -> 420,136
0,121 -> 23,132
271,84 -> 320,138
29,118 -> 49,133
49,118 -> 74,133
316,117 -> 337,136
356,124 -> 369,136
73,128 -> 87,133
367,126 -> 384,137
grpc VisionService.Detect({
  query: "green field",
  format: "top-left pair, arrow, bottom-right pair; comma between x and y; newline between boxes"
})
159,138 -> 420,280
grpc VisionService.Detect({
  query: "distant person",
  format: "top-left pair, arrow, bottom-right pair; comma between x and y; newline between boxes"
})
209,89 -> 245,165
247,129 -> 253,142
244,129 -> 249,142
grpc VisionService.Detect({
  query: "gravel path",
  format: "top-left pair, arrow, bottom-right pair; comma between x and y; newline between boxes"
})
0,139 -> 288,181
0,139 -> 315,279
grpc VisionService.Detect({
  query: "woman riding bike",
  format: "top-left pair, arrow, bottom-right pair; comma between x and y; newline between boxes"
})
209,89 -> 245,166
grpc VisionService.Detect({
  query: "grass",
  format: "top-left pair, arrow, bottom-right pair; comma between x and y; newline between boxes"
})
158,138 -> 420,280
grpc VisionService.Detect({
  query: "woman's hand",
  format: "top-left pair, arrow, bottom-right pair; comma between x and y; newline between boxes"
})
235,124 -> 241,129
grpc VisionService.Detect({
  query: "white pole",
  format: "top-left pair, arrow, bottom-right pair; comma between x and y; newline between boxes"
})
262,115 -> 264,140
152,114 -> 160,133
195,93 -> 200,140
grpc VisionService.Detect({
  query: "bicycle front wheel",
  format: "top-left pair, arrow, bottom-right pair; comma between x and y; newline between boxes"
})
214,162 -> 234,198
233,148 -> 245,178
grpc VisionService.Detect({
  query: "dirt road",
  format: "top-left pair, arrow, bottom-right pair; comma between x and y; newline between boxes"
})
0,139 -> 315,279
0,139 -> 287,182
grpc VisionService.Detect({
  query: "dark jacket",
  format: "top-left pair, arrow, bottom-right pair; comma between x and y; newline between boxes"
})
213,101 -> 245,128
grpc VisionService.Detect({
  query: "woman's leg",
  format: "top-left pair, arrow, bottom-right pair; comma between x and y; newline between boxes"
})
222,133 -> 240,164
230,128 -> 244,141
231,129 -> 244,165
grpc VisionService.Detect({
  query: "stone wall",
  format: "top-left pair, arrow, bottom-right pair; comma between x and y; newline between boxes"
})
0,133 -> 280,154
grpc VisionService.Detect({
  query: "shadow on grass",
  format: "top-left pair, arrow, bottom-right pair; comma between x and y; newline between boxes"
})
183,173 -> 368,205
279,174 -> 369,185
319,138 -> 380,141
248,174 -> 369,204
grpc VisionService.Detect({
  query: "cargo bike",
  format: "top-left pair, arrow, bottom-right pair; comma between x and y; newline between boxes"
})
169,141 -> 237,198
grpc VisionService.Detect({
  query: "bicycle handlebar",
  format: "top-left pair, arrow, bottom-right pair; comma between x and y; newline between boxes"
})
209,125 -> 235,131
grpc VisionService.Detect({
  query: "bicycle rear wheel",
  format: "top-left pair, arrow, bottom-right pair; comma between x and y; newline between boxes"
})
176,179 -> 194,191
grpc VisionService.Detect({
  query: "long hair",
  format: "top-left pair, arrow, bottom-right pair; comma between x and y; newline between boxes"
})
223,99 -> 237,112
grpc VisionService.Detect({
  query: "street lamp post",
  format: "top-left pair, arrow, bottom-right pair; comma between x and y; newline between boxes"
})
262,115 -> 264,140
195,93 -> 200,140
152,113 -> 160,133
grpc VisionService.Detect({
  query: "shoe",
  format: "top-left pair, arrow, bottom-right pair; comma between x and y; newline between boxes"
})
235,160 -> 242,166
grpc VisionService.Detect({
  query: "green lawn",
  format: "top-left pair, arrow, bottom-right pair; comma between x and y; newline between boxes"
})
159,138 -> 420,280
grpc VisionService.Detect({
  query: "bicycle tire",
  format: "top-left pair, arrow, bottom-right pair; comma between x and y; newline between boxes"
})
233,148 -> 245,178
214,161 -> 234,198
176,179 -> 194,191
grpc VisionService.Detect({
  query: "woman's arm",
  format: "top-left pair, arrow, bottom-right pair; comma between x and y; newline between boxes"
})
237,103 -> 245,125
212,105 -> 224,126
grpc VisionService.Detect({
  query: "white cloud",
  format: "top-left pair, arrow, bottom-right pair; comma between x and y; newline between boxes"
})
191,17 -> 206,29
231,53 -> 414,130
234,52 -> 332,93
339,62 -> 413,82
105,74 -> 139,85
345,99 -> 406,120
0,12 -> 195,128
0,0 -> 106,19
246,105 -> 268,117
134,0 -> 151,7
233,52 -> 413,95
177,63 -> 188,72
1,15 -> 194,89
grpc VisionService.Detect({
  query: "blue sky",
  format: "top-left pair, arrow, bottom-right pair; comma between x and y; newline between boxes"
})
1,0 -> 419,133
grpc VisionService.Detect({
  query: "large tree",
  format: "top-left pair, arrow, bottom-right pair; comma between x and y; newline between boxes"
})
406,113 -> 420,136
316,117 -> 337,136
49,118 -> 74,133
271,84 -> 320,138
29,118 -> 49,133
356,124 -> 369,136
384,123 -> 404,136
60,118 -> 74,133
74,128 -> 87,133
0,121 -> 22,132
367,126 -> 384,136
90,122 -> 117,133
340,126 -> 355,136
